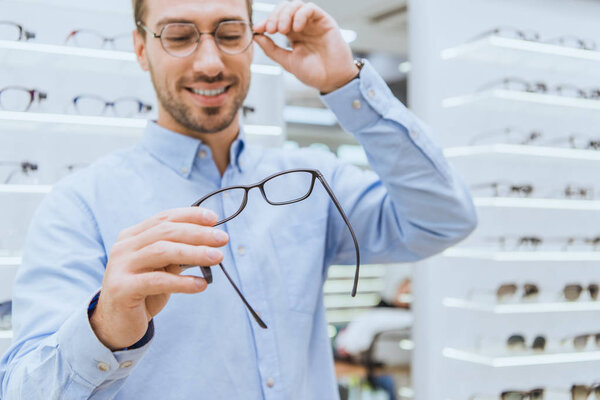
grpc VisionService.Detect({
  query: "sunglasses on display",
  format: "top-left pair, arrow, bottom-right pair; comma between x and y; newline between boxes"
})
472,26 -> 597,51
72,95 -> 153,118
136,20 -> 258,57
65,29 -> 133,52
0,301 -> 11,330
0,86 -> 47,112
500,388 -> 545,400
562,333 -> 600,352
479,77 -> 600,100
563,283 -> 599,301
0,21 -> 35,42
496,283 -> 540,302
572,384 -> 600,399
506,334 -> 546,353
189,168 -> 360,329
486,235 -> 600,252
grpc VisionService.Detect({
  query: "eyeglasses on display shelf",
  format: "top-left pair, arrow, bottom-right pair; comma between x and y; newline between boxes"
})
0,161 -> 39,184
470,181 -> 594,200
563,283 -> 599,301
473,384 -> 600,400
188,168 -> 361,329
469,127 -> 543,146
479,235 -> 600,252
471,26 -> 598,52
242,105 -> 255,118
64,29 -> 133,52
0,21 -> 35,42
72,95 -> 153,118
506,334 -> 546,353
478,77 -> 600,100
545,134 -> 600,151
136,20 -> 258,57
0,301 -> 10,331
0,86 -> 47,112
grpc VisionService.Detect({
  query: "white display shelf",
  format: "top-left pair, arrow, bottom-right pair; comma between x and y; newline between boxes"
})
0,257 -> 22,267
0,40 -> 283,76
473,197 -> 600,211
444,248 -> 600,261
0,185 -> 53,194
0,331 -> 13,340
324,278 -> 382,295
323,293 -> 380,309
441,35 -> 600,74
443,298 -> 600,314
444,144 -> 600,162
442,90 -> 600,122
443,347 -> 600,367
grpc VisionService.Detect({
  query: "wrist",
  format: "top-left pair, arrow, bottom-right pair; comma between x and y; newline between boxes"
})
319,63 -> 361,95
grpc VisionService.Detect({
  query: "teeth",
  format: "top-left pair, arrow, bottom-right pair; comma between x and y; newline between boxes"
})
191,87 -> 227,97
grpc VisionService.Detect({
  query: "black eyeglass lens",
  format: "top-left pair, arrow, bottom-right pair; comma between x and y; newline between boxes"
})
589,284 -> 599,300
532,336 -> 546,352
262,171 -> 314,205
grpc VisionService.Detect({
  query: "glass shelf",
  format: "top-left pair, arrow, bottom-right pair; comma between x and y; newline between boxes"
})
0,257 -> 22,267
0,330 -> 13,340
443,298 -> 600,314
444,248 -> 600,261
0,40 -> 283,76
473,197 -> 600,211
442,90 -> 600,122
0,185 -> 53,195
443,347 -> 600,367
441,35 -> 600,75
444,144 -> 600,162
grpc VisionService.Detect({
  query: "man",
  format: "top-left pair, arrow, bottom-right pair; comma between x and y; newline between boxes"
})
0,0 -> 477,398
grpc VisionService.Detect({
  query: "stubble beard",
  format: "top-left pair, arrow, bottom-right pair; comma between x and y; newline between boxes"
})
150,64 -> 250,135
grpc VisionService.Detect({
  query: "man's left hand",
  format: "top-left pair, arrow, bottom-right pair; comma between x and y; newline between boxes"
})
253,1 -> 359,94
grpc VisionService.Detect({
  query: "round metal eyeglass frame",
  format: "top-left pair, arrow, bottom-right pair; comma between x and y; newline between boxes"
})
136,20 -> 259,57
189,168 -> 361,329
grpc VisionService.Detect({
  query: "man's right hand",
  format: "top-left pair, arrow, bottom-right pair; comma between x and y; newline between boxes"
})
90,207 -> 229,351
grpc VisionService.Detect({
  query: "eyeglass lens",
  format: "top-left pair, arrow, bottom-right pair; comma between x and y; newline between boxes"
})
73,95 -> 151,117
66,30 -> 133,52
0,87 -> 46,112
159,21 -> 253,57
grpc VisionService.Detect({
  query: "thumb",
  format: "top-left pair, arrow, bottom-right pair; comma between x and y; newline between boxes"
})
253,34 -> 292,71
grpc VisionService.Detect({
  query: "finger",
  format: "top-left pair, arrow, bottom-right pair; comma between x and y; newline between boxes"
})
118,207 -> 218,240
277,1 -> 304,35
265,1 -> 288,34
135,242 -> 224,271
253,19 -> 267,34
292,2 -> 320,33
133,271 -> 208,296
126,221 -> 229,251
253,34 -> 292,71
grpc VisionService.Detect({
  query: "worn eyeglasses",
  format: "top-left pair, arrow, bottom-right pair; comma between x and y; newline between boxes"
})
137,20 -> 257,57
65,29 -> 133,52
73,95 -> 152,117
0,21 -> 35,42
0,86 -> 47,112
190,169 -> 361,329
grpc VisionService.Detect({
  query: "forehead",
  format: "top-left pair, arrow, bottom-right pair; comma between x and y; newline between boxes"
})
146,0 -> 249,26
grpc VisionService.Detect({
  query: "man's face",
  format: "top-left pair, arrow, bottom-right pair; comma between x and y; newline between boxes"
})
135,0 -> 253,135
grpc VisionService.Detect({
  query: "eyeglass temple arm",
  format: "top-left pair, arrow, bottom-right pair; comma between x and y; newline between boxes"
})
217,263 -> 267,329
316,175 -> 361,297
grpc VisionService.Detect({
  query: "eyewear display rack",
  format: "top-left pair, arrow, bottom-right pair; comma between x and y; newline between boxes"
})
0,0 -> 285,357
408,0 -> 600,399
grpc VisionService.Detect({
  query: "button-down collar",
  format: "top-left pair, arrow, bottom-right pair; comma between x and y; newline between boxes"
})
140,121 -> 250,178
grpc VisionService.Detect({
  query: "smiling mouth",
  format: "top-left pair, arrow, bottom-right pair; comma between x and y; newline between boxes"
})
187,86 -> 231,97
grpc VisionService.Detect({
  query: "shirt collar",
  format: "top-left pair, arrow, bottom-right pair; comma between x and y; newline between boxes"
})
140,121 -> 250,177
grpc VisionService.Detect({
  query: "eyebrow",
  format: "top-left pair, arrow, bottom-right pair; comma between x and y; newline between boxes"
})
155,16 -> 248,30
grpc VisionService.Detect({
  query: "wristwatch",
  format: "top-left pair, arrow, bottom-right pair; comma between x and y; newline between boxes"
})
353,58 -> 365,79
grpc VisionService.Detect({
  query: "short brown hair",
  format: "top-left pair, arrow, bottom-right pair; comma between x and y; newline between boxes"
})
133,0 -> 254,35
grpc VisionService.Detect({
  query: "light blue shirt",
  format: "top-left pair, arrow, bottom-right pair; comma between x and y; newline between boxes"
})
0,62 -> 476,400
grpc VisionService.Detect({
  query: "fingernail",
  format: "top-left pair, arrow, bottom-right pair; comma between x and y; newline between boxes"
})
194,277 -> 206,289
267,21 -> 275,31
202,209 -> 218,222
212,229 -> 229,242
206,248 -> 222,262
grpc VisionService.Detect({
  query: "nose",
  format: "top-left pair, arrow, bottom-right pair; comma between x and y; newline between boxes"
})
191,34 -> 225,78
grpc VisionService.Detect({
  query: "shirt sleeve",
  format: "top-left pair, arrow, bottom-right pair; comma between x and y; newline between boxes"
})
0,180 -> 153,399
320,60 -> 477,266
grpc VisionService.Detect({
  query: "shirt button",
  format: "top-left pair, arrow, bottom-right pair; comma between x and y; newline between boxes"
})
266,378 -> 275,388
352,100 -> 362,110
97,362 -> 110,372
181,167 -> 188,175
120,361 -> 133,369
411,130 -> 419,139
368,89 -> 376,99
198,150 -> 207,159
237,246 -> 246,255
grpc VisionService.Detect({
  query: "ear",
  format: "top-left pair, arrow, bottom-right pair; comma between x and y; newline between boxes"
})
133,29 -> 149,72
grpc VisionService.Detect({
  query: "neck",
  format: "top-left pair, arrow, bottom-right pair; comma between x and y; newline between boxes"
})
157,111 -> 241,176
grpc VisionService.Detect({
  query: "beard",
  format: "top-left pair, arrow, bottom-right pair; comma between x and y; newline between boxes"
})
149,64 -> 250,134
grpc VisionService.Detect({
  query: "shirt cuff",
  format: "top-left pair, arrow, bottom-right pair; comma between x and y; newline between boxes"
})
57,291 -> 154,387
